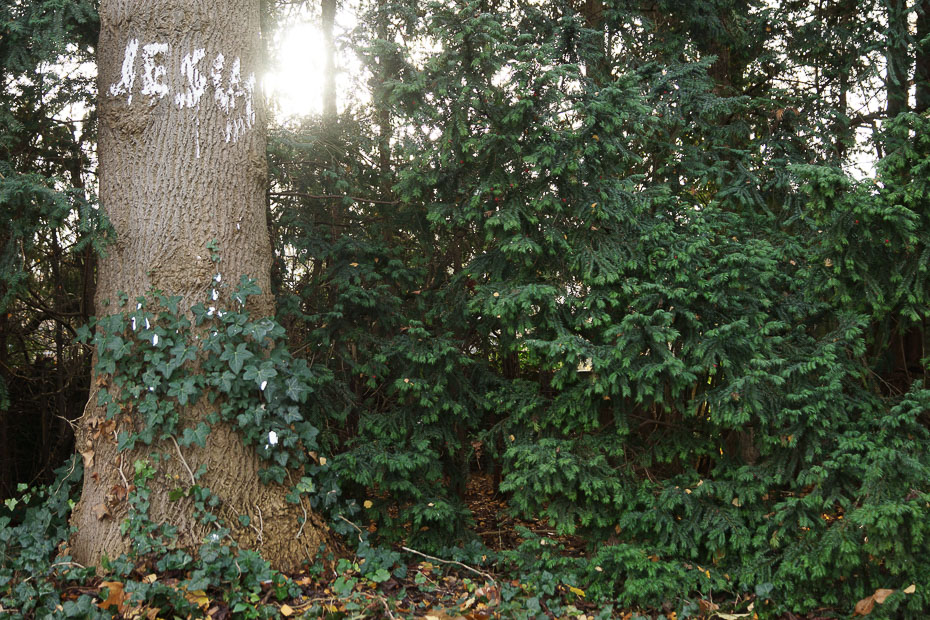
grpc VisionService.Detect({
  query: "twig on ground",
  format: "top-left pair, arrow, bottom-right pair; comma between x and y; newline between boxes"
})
338,515 -> 364,542
401,546 -> 495,583
376,593 -> 398,619
19,561 -> 86,585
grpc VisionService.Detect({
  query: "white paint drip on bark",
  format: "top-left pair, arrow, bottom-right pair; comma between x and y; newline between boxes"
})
108,38 -> 139,104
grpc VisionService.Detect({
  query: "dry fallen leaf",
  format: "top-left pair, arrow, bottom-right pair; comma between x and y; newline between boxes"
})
80,449 -> 95,468
904,584 -> 916,594
98,581 -> 126,613
184,589 -> 210,609
873,588 -> 894,604
854,587 -> 896,616
110,484 -> 128,502
92,503 -> 110,520
280,604 -> 295,616
854,594 -> 876,616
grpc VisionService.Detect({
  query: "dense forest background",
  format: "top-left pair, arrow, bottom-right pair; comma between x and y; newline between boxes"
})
3,0 -> 930,616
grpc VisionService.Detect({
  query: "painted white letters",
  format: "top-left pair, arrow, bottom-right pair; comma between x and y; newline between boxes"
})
175,48 -> 207,109
108,39 -> 256,144
211,53 -> 228,109
140,43 -> 170,100
108,38 -> 139,104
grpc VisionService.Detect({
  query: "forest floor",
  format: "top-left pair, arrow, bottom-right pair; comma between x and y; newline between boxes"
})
34,473 -> 851,619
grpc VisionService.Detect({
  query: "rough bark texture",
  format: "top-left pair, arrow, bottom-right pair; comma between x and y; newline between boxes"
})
70,0 -> 336,572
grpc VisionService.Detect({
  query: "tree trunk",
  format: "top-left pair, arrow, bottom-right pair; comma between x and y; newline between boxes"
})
580,0 -> 610,86
0,298 -> 9,500
916,0 -> 930,113
321,0 -> 338,123
885,0 -> 909,118
69,0 -> 335,573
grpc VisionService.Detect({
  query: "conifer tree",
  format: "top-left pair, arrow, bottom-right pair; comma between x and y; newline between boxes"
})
272,0 -> 930,611
0,0 -> 100,500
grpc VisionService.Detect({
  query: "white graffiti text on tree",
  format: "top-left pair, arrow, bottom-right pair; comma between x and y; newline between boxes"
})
108,38 -> 256,144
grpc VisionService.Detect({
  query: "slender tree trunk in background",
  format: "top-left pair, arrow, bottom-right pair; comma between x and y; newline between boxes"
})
885,0 -> 909,118
916,0 -> 930,113
0,299 -> 9,499
374,0 -> 392,187
581,0 -> 610,86
48,229 -> 69,473
881,0 -> 926,385
321,0 -> 338,123
69,0 -> 334,572
319,0 -> 344,241
825,0 -> 859,159
66,125 -> 97,327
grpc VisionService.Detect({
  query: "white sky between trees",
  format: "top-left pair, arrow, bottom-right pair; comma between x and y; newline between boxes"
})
41,3 -> 920,185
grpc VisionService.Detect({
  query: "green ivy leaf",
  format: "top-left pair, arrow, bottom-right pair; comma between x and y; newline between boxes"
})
284,376 -> 307,402
368,568 -> 391,583
244,360 -> 277,388
295,476 -> 314,494
180,422 -> 211,448
168,376 -> 200,406
221,342 -> 254,375
106,335 -> 132,360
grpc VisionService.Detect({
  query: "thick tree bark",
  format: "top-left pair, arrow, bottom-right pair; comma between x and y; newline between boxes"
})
70,0 -> 334,572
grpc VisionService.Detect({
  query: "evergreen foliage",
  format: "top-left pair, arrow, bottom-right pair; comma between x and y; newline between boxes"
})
4,0 -> 930,616
0,0 -> 102,498
267,0 -> 930,614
